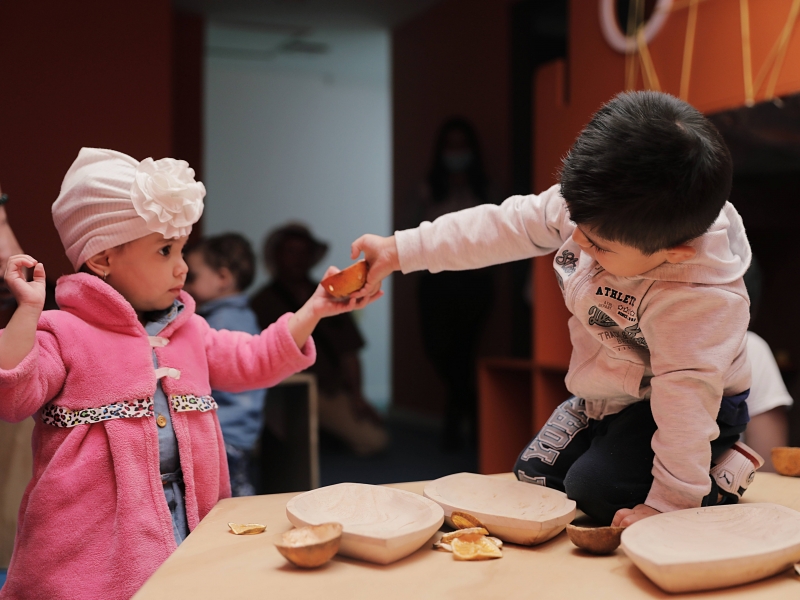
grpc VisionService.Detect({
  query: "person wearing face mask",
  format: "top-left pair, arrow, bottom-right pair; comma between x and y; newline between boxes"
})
414,118 -> 497,450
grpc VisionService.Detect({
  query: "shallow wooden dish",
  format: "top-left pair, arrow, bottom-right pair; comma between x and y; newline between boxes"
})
423,472 -> 576,545
274,522 -> 342,568
772,446 -> 800,476
320,261 -> 368,298
286,482 -> 444,565
620,503 -> 800,593
566,517 -> 624,555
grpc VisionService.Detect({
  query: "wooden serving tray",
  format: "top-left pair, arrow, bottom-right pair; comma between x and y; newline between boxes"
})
423,472 -> 576,545
285,482 -> 444,565
621,503 -> 800,593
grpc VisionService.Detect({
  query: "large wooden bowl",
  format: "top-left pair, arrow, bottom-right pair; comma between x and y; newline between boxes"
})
423,473 -> 576,545
621,503 -> 800,593
286,483 -> 444,565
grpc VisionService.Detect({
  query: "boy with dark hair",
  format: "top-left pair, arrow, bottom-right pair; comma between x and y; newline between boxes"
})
184,233 -> 264,496
350,91 -> 762,527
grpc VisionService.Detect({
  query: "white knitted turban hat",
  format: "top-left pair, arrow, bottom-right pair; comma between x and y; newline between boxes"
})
52,147 -> 206,271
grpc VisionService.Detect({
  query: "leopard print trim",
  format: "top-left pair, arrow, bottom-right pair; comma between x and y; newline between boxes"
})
170,394 -> 218,413
41,398 -> 154,427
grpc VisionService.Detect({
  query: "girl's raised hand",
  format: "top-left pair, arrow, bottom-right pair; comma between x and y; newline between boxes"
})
4,254 -> 46,310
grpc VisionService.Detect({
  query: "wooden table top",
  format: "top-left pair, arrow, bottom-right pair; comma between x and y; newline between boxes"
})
133,473 -> 800,600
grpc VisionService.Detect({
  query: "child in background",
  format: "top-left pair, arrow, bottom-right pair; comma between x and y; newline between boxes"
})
0,148 -> 379,600
184,233 -> 265,496
352,91 -> 762,527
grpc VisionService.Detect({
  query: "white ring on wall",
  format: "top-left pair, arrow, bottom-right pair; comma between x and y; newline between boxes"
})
599,0 -> 674,53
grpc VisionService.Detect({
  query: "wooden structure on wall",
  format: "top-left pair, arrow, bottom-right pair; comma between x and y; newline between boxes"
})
480,0 -> 800,474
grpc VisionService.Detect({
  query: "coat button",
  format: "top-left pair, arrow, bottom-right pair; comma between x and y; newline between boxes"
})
156,414 -> 168,428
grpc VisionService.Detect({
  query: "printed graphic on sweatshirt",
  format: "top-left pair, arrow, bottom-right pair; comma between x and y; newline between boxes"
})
556,250 -> 578,274
517,470 -> 546,486
519,397 -> 589,465
587,306 -> 616,327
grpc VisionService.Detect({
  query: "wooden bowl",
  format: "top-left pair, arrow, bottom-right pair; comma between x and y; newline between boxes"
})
286,483 -> 444,565
620,503 -> 800,593
566,518 -> 624,555
321,261 -> 368,298
772,446 -> 800,476
274,522 -> 343,568
423,473 -> 576,545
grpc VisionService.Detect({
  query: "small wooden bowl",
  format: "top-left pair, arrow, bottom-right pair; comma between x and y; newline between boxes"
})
321,261 -> 368,298
274,522 -> 343,568
566,518 -> 624,555
772,447 -> 800,477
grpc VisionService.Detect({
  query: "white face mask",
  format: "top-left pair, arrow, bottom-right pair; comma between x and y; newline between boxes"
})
442,150 -> 473,172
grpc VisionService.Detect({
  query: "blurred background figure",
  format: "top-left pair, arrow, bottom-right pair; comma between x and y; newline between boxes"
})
741,258 -> 792,471
250,224 -> 389,456
0,184 -> 57,568
415,118 -> 495,450
184,233 -> 265,496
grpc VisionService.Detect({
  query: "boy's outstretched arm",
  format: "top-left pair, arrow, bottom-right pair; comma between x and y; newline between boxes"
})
349,234 -> 399,299
0,254 -> 46,370
288,265 -> 384,350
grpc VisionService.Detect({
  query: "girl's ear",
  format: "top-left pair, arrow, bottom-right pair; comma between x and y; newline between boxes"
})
84,250 -> 112,277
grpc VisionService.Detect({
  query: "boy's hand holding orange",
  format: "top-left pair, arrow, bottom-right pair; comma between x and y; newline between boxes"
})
349,234 -> 400,298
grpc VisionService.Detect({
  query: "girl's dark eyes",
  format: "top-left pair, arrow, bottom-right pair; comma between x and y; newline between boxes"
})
159,246 -> 172,256
590,242 -> 609,254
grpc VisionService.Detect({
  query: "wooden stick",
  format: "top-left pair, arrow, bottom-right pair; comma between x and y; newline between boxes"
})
680,0 -> 700,100
638,28 -> 661,91
739,0 -> 754,106
765,0 -> 800,100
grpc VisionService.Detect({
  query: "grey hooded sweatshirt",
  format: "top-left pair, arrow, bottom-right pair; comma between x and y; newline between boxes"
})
396,184 -> 752,513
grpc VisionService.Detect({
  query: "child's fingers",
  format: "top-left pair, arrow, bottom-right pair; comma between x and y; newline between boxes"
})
32,262 -> 46,282
350,236 -> 366,260
321,265 -> 341,279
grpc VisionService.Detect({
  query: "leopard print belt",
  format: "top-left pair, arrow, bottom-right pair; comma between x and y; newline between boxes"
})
41,394 -> 218,428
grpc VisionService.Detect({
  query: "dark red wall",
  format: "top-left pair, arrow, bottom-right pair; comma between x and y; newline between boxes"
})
392,0 -> 516,416
0,1 -> 177,277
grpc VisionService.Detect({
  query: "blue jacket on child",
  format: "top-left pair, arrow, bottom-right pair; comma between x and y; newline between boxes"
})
197,293 -> 267,450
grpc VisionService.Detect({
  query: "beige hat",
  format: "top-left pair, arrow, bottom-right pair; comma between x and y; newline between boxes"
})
52,147 -> 206,271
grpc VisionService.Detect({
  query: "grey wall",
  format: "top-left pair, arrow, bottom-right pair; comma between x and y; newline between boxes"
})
203,24 -> 392,409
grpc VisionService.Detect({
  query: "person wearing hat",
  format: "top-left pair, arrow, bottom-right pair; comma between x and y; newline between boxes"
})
0,148 -> 380,600
251,223 -> 389,456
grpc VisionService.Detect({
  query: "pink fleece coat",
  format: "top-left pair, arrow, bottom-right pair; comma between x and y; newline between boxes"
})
0,274 -> 315,600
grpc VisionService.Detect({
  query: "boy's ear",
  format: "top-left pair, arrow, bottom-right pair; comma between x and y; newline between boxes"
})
84,250 -> 112,277
218,267 -> 237,292
664,245 -> 697,264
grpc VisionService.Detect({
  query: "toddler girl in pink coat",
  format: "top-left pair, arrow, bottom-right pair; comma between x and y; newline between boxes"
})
0,148 -> 380,600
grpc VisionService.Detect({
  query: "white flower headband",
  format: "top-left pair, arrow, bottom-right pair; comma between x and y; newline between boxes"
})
131,157 -> 205,239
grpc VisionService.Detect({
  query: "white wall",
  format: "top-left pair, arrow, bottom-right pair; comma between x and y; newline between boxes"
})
204,24 -> 392,410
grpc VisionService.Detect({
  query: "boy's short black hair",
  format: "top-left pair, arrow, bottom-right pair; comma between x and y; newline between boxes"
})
187,233 -> 255,292
560,91 -> 732,255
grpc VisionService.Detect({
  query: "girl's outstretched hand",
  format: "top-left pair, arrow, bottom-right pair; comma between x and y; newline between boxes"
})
349,234 -> 400,298
288,266 -> 384,351
5,254 -> 46,310
310,265 -> 384,317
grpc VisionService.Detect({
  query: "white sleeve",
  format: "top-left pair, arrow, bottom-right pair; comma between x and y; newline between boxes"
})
745,331 -> 793,416
394,184 -> 574,274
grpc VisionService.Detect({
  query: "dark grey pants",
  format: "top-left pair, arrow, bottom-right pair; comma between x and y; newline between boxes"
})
514,395 -> 749,524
